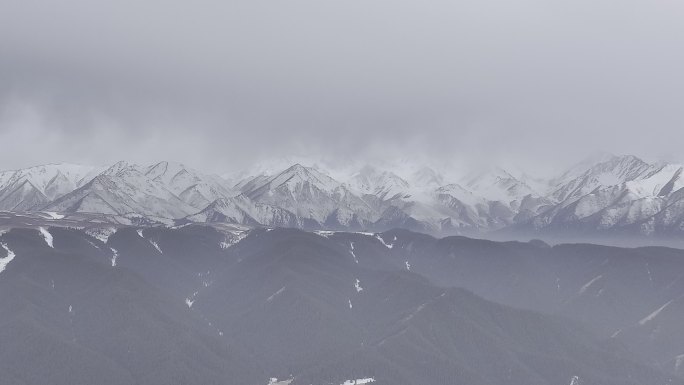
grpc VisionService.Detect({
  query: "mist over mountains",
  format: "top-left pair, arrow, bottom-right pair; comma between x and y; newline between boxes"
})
3,0 -> 683,383
2,154 -> 684,246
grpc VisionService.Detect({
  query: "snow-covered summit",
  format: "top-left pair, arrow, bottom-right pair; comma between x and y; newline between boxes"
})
346,165 -> 410,200
259,163 -> 342,195
549,155 -> 652,202
462,166 -> 538,203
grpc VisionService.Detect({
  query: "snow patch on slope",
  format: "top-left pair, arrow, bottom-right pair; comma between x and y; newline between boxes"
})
0,242 -> 16,273
86,227 -> 117,243
341,377 -> 375,385
110,248 -> 118,267
43,211 -> 65,220
350,242 -> 358,264
579,275 -> 603,294
219,229 -> 249,249
374,234 -> 395,249
39,227 -> 54,248
149,240 -> 162,254
267,286 -> 286,302
267,378 -> 293,385
639,300 -> 673,325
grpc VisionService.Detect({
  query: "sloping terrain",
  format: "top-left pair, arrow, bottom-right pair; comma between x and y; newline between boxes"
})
4,154 -> 684,243
0,224 -> 682,384
318,229 -> 684,376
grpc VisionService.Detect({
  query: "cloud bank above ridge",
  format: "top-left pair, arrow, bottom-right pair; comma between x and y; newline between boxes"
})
1,0 -> 683,174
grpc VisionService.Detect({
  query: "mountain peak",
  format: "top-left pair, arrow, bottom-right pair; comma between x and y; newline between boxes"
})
559,154 -> 647,181
269,163 -> 339,190
147,160 -> 176,173
597,154 -> 648,170
281,163 -> 312,176
146,161 -> 194,182
550,154 -> 653,202
103,161 -> 142,177
347,165 -> 409,200
461,167 -> 535,203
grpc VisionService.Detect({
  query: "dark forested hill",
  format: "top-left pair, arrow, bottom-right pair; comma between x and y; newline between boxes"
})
0,224 -> 682,384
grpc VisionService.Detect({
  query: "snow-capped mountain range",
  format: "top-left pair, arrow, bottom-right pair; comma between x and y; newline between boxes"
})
2,155 -> 684,241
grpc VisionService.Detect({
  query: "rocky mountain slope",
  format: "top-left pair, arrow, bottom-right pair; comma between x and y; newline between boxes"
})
2,155 -> 684,243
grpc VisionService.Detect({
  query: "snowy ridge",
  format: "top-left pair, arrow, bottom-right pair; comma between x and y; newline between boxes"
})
3,154 -> 684,239
346,165 -> 410,200
0,163 -> 102,208
463,166 -> 538,203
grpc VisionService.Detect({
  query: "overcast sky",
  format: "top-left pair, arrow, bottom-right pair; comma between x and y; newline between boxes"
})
1,0 -> 683,175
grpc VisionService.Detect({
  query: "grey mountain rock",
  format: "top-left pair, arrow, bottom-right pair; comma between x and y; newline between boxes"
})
3,154 -> 684,242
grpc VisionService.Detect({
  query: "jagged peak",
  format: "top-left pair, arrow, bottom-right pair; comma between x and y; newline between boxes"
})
146,160 -> 189,175
592,154 -> 649,171
436,183 -> 471,193
145,161 -> 202,185
267,163 -> 341,191
347,165 -> 410,200
102,160 -> 143,176
560,154 -> 649,181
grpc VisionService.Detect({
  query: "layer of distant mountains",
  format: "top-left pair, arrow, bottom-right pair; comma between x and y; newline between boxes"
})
1,154 -> 684,245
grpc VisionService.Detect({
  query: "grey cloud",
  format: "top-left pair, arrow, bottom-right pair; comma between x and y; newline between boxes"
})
0,0 -> 683,174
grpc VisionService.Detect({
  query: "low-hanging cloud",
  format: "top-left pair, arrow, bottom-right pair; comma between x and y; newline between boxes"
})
1,0 -> 683,175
